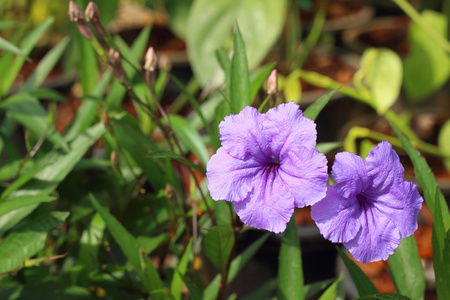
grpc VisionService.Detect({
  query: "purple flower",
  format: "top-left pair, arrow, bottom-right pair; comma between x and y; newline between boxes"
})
311,141 -> 423,263
206,102 -> 328,233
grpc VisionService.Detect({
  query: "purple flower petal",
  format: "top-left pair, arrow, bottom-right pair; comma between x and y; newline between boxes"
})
366,141 -> 404,193
332,152 -> 368,198
278,147 -> 328,207
311,187 -> 361,243
373,181 -> 422,238
344,214 -> 400,264
263,102 -> 317,159
234,168 -> 294,233
219,106 -> 270,161
206,147 -> 262,202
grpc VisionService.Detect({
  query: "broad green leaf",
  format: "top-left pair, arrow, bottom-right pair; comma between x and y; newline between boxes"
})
186,0 -> 287,86
303,89 -> 336,121
404,10 -> 450,103
438,119 -> 450,172
318,275 -> 342,300
165,0 -> 193,39
432,188 -> 450,299
0,195 -> 55,218
0,211 -> 69,273
78,213 -> 106,284
171,239 -> 193,300
357,294 -> 412,300
0,163 -> 49,201
230,21 -> 251,113
277,217 -> 304,300
204,224 -> 235,273
0,17 -> 54,97
391,123 -> 450,229
89,194 -> 164,298
168,114 -> 209,166
356,48 -> 402,114
215,200 -> 233,225
389,236 -> 425,300
336,247 -> 378,297
0,122 -> 105,235
138,234 -> 169,255
22,38 -> 70,91
147,150 -> 206,176
1,93 -> 69,151
0,36 -> 30,60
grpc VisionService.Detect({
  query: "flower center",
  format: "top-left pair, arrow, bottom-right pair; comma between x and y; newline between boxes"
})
356,193 -> 373,210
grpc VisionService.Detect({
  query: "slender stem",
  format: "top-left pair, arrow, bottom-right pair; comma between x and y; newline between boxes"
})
392,0 -> 450,53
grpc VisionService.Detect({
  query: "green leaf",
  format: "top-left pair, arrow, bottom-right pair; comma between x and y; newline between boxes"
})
356,294 -> 412,300
171,239 -> 193,300
0,36 -> 30,60
77,35 -> 99,95
0,122 -> 105,235
250,63 -> 277,101
277,216 -> 304,300
316,142 -> 341,154
89,194 -> 164,298
336,247 -> 378,297
78,213 -> 105,284
432,188 -> 450,299
204,275 -> 221,300
0,211 -> 69,273
204,224 -> 235,273
138,234 -> 169,255
303,89 -> 336,121
28,88 -> 65,102
22,38 -> 70,91
0,17 -> 54,97
186,0 -> 287,86
241,279 -> 277,300
318,275 -> 343,300
356,48 -> 402,114
283,70 -> 302,103
0,195 -> 55,218
1,93 -> 69,151
227,232 -> 269,282
404,10 -> 450,103
438,119 -> 450,172
303,278 -> 335,299
147,150 -> 206,176
178,272 -> 203,300
389,236 -> 425,300
168,114 -> 210,166
391,123 -> 450,229
230,21 -> 251,114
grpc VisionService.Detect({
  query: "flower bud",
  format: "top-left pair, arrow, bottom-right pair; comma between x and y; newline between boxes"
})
266,69 -> 278,94
144,47 -> 157,71
68,1 -> 94,39
85,2 -> 100,22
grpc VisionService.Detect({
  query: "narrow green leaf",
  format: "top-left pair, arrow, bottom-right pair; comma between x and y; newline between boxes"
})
171,239 -> 193,300
277,216 -> 304,300
204,224 -> 235,273
336,247 -> 378,296
303,278 -> 335,299
0,211 -> 69,273
178,272 -> 203,300
1,93 -> 69,151
389,235 -> 425,300
138,234 -> 169,255
28,88 -> 65,101
316,142 -> 341,154
77,35 -> 99,95
1,17 -> 54,97
250,62 -> 277,101
318,275 -> 343,300
230,21 -> 251,114
0,195 -> 55,218
168,114 -> 210,166
303,89 -> 336,121
391,123 -> 450,229
22,38 -> 70,91
0,36 -> 30,60
78,213 -> 106,284
241,279 -> 277,300
216,47 -> 232,102
356,294 -> 412,300
89,194 -> 164,297
432,187 -> 450,299
147,150 -> 206,176
227,232 -> 270,282
204,275 -> 221,300
0,122 -> 105,235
